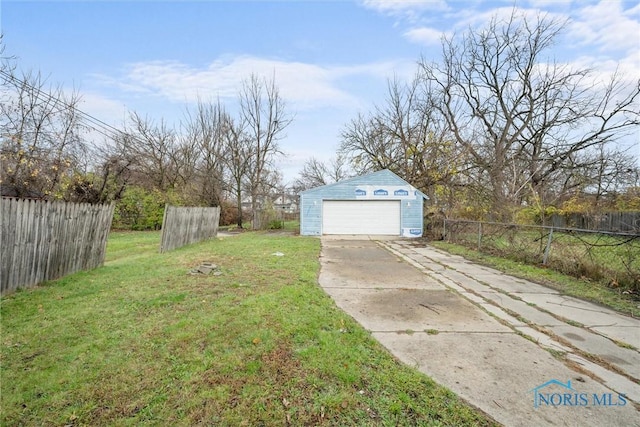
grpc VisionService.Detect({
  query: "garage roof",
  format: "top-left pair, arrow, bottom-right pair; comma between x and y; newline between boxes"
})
299,169 -> 428,200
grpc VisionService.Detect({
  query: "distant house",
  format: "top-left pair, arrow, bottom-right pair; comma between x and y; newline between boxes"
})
273,193 -> 298,214
240,193 -> 298,214
299,169 -> 427,237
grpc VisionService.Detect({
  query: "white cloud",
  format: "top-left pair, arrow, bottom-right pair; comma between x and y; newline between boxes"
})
567,0 -> 640,56
526,0 -> 572,8
78,92 -> 127,121
93,55 -> 406,111
359,0 -> 450,23
558,0 -> 640,94
404,26 -> 445,45
450,5 -> 567,33
360,0 -> 449,14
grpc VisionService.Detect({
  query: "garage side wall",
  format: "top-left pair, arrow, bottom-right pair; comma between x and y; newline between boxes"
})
400,199 -> 424,237
299,193 -> 324,236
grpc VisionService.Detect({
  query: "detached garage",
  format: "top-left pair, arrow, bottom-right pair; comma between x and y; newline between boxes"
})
299,169 -> 427,237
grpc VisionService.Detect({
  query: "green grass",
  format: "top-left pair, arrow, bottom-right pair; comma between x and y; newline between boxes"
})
430,241 -> 640,318
1,231 -> 495,426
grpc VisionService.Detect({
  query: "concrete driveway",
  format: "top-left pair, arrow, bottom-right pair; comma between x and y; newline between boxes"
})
318,237 -> 640,427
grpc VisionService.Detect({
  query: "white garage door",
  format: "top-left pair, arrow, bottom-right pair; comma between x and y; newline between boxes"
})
322,200 -> 401,235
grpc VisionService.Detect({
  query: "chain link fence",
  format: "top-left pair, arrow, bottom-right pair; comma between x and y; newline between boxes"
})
440,219 -> 640,292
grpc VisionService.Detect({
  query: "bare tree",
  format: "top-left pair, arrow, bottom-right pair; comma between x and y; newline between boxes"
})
292,155 -> 350,193
91,146 -> 137,203
181,99 -> 227,206
0,67 -> 86,199
340,112 -> 393,173
561,143 -> 639,208
125,112 -> 179,192
221,113 -> 252,228
339,75 -> 461,210
238,74 -> 292,229
419,9 -> 640,219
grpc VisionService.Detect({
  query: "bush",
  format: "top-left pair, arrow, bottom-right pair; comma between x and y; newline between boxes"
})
515,205 -> 558,225
268,219 -> 284,230
219,200 -> 250,227
112,186 -> 182,230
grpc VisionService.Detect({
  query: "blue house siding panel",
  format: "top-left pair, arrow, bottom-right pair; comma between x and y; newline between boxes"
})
299,169 -> 427,237
400,199 -> 424,236
299,193 -> 324,236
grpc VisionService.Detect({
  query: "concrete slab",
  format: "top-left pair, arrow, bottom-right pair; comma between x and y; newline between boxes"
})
382,243 -> 446,271
479,303 -> 528,327
398,241 -> 640,341
517,294 -> 638,327
321,239 -> 379,248
318,238 -> 640,426
372,332 -> 640,427
470,273 -> 561,294
567,353 -> 640,404
514,326 -> 571,353
591,325 -> 640,350
439,270 -> 498,294
428,273 -> 468,293
477,292 -> 566,326
319,244 -> 443,290
404,257 -> 447,272
322,246 -> 394,262
458,290 -> 489,305
548,324 -> 640,379
321,234 -> 400,241
323,288 -> 510,333
519,293 -> 640,347
410,247 -> 468,262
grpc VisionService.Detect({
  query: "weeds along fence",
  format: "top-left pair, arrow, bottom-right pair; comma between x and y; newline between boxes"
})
160,205 -> 220,253
0,198 -> 115,296
442,219 -> 640,292
255,209 -> 300,230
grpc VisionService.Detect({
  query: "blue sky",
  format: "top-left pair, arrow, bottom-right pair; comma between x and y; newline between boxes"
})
2,0 -> 639,183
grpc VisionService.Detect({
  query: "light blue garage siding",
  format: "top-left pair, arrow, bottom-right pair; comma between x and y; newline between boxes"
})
299,169 -> 427,236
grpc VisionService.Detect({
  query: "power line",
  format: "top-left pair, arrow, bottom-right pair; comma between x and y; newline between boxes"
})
0,68 -> 139,145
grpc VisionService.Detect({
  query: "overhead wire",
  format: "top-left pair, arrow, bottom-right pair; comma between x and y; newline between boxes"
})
0,68 -> 140,145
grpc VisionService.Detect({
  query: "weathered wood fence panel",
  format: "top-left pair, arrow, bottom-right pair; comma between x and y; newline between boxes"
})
0,198 -> 115,295
550,212 -> 640,233
159,205 -> 220,253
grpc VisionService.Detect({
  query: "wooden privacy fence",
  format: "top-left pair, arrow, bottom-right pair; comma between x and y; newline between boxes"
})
1,198 -> 115,296
550,212 -> 640,233
160,205 -> 220,253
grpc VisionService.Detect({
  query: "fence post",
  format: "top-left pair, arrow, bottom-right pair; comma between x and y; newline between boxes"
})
160,204 -> 169,253
542,228 -> 554,265
478,221 -> 482,251
443,218 -> 447,241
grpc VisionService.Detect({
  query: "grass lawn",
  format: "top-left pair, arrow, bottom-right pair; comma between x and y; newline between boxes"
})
1,231 -> 495,426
